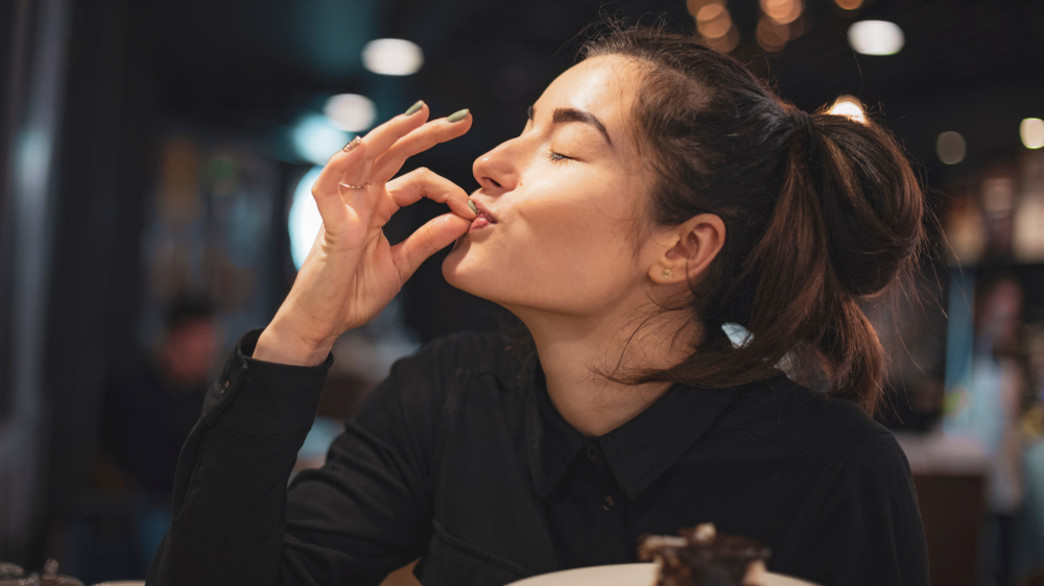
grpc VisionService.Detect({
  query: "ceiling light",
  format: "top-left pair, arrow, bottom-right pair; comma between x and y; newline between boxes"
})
362,38 -> 424,76
324,94 -> 377,132
936,131 -> 967,165
847,20 -> 904,55
1021,117 -> 1044,150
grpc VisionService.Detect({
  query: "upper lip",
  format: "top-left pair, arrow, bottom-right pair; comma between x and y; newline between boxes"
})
471,200 -> 498,223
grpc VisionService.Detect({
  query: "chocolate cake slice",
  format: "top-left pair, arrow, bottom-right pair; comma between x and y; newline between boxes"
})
638,523 -> 770,586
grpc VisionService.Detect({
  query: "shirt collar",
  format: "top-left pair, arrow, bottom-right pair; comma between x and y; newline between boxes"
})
523,367 -> 587,499
598,383 -> 740,499
524,362 -> 745,501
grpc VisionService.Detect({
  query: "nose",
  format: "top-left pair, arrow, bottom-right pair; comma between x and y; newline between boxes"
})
472,138 -> 521,193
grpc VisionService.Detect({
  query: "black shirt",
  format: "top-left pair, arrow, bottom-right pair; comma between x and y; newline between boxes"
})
147,330 -> 928,586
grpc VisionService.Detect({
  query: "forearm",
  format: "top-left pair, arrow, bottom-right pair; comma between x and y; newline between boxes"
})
147,331 -> 330,586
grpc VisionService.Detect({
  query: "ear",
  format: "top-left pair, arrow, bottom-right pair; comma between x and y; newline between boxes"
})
647,213 -> 726,284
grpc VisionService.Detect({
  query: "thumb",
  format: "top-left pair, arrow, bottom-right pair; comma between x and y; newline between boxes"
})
391,213 -> 472,280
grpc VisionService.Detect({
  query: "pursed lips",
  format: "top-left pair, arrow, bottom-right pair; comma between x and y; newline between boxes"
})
469,201 -> 498,231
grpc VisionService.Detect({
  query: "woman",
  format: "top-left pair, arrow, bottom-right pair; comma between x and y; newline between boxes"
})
147,25 -> 928,586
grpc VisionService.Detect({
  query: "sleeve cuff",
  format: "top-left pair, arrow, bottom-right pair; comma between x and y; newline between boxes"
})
201,329 -> 334,440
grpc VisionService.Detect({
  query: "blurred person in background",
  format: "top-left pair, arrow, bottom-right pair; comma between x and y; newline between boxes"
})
968,275 -> 1029,586
1013,302 -> 1044,582
98,295 -> 219,496
48,295 -> 222,582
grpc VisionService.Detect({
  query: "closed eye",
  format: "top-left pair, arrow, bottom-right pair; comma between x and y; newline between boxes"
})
549,150 -> 573,162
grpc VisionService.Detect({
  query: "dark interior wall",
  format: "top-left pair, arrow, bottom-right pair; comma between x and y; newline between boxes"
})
1,0 -> 75,563
34,0 -> 159,563
0,0 -> 31,421
0,0 -> 36,562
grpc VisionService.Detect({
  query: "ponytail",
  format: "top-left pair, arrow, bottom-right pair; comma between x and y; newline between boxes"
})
733,109 -> 922,413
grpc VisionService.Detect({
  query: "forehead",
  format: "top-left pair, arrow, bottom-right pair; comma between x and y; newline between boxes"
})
535,55 -> 644,129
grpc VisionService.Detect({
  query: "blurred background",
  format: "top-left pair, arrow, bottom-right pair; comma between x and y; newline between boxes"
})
1,0 -> 1043,584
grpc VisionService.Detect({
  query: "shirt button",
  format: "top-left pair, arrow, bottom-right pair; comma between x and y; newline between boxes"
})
586,448 -> 598,462
602,495 -> 615,511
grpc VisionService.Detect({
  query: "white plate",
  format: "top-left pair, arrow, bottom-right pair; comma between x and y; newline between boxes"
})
505,562 -> 817,586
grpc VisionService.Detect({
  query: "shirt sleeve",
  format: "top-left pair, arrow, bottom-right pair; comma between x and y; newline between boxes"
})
803,432 -> 930,586
145,329 -> 329,585
145,329 -> 445,586
277,335 -> 450,585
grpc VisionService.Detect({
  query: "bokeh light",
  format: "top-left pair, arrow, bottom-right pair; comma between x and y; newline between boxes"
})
835,0 -> 864,10
324,94 -> 377,132
291,113 -> 351,165
936,131 -> 967,165
697,3 -> 732,39
827,95 -> 867,124
761,0 -> 803,25
288,166 -> 324,270
756,16 -> 789,51
847,20 -> 905,55
1021,117 -> 1044,150
362,38 -> 425,76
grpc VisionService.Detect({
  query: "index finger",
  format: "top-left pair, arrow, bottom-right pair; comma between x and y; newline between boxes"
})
370,110 -> 474,184
384,167 -> 475,220
311,101 -> 432,197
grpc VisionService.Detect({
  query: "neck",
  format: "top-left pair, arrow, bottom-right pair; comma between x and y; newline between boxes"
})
514,306 -> 695,437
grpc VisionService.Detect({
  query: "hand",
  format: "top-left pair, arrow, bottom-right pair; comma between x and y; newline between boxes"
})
254,103 -> 476,365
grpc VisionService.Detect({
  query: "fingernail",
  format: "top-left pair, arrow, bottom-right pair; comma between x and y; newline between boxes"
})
405,100 -> 424,116
447,109 -> 470,123
467,199 -> 478,215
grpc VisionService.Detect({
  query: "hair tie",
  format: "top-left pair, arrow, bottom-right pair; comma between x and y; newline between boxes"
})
789,109 -> 820,165
790,109 -> 816,139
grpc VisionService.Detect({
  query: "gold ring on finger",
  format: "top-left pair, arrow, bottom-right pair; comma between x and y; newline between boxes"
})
341,136 -> 363,152
338,181 -> 370,191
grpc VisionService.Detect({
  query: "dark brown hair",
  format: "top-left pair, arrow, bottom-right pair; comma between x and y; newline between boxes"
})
584,25 -> 925,414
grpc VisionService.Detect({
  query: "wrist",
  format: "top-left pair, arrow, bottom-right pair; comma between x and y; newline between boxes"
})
254,321 -> 336,366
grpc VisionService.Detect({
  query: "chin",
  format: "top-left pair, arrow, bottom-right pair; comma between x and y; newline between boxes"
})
442,245 -> 514,307
441,243 -> 475,292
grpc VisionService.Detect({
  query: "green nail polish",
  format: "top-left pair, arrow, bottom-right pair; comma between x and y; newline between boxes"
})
467,199 -> 478,214
405,100 -> 424,116
447,109 -> 470,123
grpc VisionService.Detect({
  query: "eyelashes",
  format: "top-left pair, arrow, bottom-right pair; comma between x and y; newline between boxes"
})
548,150 -> 574,163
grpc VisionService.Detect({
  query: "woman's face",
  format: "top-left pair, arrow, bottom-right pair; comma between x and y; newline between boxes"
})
443,55 -> 660,320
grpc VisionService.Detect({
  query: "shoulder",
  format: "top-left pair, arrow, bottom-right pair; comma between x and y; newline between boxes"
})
387,330 -> 525,387
716,376 -> 901,470
362,330 -> 528,420
348,330 -> 527,461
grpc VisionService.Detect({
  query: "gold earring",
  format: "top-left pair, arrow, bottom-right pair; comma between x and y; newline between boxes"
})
662,268 -> 673,279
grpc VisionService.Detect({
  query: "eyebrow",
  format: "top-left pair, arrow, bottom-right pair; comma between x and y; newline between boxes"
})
528,105 -> 614,148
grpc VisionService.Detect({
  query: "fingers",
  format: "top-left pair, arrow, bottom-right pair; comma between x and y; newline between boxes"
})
370,110 -> 473,183
311,140 -> 368,233
391,213 -> 472,281
384,167 -> 476,222
311,103 -> 431,199
384,167 -> 476,280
